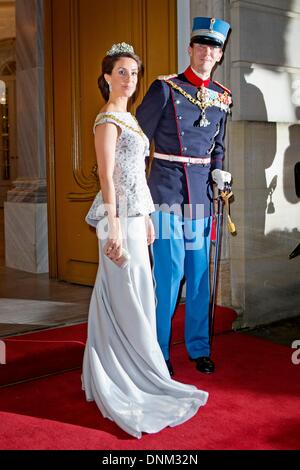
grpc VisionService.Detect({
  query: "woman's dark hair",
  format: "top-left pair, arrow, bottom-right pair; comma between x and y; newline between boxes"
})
98,52 -> 143,102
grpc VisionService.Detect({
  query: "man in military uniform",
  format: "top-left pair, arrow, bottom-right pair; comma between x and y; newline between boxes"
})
136,17 -> 232,375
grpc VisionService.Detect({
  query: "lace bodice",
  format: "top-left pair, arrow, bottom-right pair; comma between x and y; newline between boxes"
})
86,111 -> 155,227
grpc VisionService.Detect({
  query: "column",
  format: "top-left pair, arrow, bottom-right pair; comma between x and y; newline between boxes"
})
4,0 -> 48,273
229,0 -> 300,326
189,0 -> 300,325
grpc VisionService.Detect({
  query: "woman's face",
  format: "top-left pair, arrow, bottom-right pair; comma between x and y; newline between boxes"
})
105,57 -> 138,98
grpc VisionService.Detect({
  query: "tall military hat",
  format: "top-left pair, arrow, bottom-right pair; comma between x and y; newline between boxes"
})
191,17 -> 230,47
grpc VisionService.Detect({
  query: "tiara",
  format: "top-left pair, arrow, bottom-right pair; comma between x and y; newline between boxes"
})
106,42 -> 135,56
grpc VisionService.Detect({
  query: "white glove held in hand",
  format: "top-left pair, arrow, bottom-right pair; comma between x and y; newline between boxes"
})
211,169 -> 232,191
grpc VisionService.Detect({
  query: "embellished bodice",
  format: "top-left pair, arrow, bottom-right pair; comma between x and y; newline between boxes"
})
86,111 -> 155,227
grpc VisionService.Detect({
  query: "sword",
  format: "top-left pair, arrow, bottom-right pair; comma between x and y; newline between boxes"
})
289,242 -> 300,259
209,182 -> 235,346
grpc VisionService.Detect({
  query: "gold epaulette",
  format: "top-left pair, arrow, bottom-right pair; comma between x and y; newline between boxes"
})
158,73 -> 178,80
213,80 -> 231,94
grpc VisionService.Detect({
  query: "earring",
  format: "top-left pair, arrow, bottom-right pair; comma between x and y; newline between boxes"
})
107,82 -> 112,92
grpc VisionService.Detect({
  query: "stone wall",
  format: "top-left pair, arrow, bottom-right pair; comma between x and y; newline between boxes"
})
189,0 -> 300,326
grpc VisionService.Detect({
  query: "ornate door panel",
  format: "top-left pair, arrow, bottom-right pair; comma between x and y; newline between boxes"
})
46,0 -> 177,284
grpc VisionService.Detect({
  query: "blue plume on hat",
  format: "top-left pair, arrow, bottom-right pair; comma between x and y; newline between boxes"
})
191,17 -> 230,47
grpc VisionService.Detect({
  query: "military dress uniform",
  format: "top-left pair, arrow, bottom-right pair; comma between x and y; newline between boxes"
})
136,18 -> 232,367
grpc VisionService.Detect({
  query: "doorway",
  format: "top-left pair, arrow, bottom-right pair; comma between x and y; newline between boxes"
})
45,0 -> 177,285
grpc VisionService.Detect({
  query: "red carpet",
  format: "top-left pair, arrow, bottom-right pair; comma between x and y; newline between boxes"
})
0,323 -> 87,386
0,304 -> 235,386
0,332 -> 299,450
173,304 -> 236,341
1,305 -> 299,449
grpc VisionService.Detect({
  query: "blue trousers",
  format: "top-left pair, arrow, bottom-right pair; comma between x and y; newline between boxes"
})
151,211 -> 212,360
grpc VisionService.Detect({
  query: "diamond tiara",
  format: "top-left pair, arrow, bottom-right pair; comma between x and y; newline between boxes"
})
106,42 -> 135,56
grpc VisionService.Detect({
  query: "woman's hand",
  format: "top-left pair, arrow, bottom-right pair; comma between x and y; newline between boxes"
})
104,218 -> 122,261
146,216 -> 155,245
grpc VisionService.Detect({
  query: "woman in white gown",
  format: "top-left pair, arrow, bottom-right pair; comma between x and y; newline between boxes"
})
82,42 -> 208,439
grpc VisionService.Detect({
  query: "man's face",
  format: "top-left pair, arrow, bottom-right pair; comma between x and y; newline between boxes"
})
188,43 -> 223,76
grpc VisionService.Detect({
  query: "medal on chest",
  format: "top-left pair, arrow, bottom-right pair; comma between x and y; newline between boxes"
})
164,79 -> 232,128
194,86 -> 212,127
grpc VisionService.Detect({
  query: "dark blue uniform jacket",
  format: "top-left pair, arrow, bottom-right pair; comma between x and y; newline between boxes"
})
136,67 -> 232,218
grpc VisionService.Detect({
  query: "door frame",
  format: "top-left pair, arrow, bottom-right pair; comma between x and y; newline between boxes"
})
44,0 -> 57,278
44,0 -> 178,281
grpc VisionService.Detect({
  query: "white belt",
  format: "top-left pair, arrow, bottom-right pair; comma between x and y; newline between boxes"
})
154,152 -> 211,165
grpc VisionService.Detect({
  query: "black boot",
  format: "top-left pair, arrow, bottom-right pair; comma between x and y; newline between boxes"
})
189,356 -> 215,374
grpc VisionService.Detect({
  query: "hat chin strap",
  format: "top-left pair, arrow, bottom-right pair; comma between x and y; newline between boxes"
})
191,36 -> 223,48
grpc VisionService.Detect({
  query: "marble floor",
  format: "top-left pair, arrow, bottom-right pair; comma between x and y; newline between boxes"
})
0,208 -> 299,345
0,264 -> 92,337
0,207 -> 91,337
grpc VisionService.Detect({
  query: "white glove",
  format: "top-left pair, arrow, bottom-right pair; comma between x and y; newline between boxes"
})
211,169 -> 232,191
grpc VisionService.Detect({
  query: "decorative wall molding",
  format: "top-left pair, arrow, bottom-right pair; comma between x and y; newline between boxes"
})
231,0 -> 300,18
231,60 -> 300,73
68,0 -> 98,200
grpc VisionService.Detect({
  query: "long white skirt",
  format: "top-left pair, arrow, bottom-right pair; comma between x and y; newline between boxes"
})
82,216 -> 208,438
